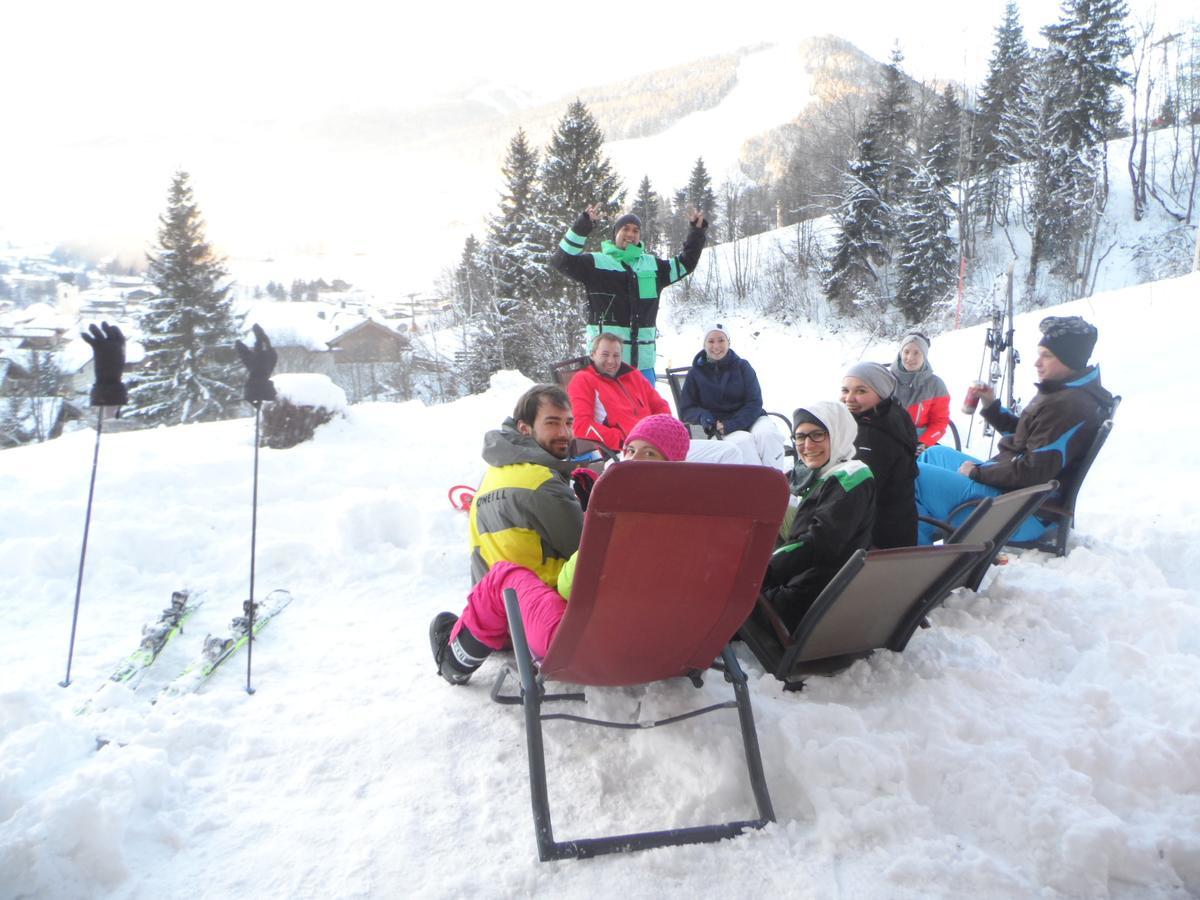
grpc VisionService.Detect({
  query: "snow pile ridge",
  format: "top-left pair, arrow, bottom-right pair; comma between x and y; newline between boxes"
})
272,373 -> 347,411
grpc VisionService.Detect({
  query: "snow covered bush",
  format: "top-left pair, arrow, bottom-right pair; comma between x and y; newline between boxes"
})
260,374 -> 346,449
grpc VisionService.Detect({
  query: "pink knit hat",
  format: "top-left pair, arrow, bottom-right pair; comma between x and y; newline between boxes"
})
625,414 -> 690,461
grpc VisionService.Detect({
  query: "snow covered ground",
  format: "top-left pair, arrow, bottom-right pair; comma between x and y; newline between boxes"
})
1,273 -> 1198,898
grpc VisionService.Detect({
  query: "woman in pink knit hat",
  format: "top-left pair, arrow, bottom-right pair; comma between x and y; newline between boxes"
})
431,415 -> 690,684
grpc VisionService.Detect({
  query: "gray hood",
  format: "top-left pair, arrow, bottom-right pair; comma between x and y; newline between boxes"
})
482,419 -> 574,476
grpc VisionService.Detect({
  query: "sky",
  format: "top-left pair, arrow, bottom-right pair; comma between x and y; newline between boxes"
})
1,0 -> 1193,291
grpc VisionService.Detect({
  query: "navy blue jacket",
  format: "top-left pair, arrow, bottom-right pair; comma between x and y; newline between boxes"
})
679,348 -> 766,434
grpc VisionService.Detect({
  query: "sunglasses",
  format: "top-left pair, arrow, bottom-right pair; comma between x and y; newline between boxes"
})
793,430 -> 829,444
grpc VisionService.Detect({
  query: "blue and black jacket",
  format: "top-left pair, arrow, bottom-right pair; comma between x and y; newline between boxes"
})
974,366 -> 1113,491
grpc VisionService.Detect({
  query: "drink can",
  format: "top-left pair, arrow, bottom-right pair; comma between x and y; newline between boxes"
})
961,382 -> 984,415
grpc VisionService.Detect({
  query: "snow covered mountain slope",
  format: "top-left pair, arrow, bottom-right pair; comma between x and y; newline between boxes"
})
0,273 -> 1197,898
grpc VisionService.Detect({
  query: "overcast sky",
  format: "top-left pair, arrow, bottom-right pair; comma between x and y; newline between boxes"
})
1,0 -> 1192,283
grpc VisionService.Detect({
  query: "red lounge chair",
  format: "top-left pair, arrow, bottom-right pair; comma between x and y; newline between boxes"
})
493,461 -> 789,861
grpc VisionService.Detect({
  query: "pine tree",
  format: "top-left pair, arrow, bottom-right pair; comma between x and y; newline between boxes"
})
453,234 -> 509,393
685,157 -> 718,239
1042,0 -> 1132,152
924,85 -> 962,190
534,100 -> 624,372
895,163 -> 957,323
824,49 -> 918,317
132,170 -> 241,424
974,2 -> 1032,228
873,48 -> 915,206
486,128 -> 547,377
824,135 -> 890,314
536,100 -> 624,248
665,188 -> 690,253
1024,0 -> 1131,290
630,175 -> 662,252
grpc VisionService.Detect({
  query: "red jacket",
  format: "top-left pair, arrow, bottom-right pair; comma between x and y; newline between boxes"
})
905,395 -> 951,448
568,362 -> 670,449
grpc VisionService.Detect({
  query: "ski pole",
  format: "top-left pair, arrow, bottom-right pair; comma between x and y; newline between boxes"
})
61,410 -> 104,688
234,323 -> 277,695
244,401 -> 261,695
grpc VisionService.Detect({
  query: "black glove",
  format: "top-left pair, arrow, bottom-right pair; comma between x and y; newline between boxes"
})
572,211 -> 595,236
80,321 -> 128,407
571,467 -> 598,512
234,324 -> 278,403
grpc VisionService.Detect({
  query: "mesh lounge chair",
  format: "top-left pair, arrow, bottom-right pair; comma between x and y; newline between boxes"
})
738,543 -> 992,689
920,481 -> 1058,590
938,395 -> 1119,557
492,461 -> 789,861
1011,396 -> 1119,556
550,355 -> 591,387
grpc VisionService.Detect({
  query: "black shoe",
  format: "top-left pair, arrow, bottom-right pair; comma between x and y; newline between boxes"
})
429,612 -> 473,685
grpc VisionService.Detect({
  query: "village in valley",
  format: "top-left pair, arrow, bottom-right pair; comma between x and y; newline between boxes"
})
0,245 -> 452,447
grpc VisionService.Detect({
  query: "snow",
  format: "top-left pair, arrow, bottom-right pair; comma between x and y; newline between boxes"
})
1,274 -> 1198,897
238,302 -> 342,352
272,374 -> 347,413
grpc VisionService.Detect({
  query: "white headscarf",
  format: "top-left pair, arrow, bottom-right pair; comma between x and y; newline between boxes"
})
792,399 -> 858,480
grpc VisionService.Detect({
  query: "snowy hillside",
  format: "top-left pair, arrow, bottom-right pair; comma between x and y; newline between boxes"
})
662,123 -> 1199,336
1,273 -> 1198,898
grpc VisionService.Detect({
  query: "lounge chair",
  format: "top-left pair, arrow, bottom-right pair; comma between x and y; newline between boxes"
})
920,481 -> 1058,590
493,461 -> 789,860
739,542 -> 992,689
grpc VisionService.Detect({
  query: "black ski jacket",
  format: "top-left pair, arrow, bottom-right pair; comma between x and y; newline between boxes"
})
852,398 -> 919,549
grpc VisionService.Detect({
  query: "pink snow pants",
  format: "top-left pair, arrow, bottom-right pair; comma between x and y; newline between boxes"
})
450,561 -> 567,660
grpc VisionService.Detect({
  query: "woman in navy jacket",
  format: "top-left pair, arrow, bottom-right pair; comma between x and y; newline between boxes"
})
678,324 -> 787,470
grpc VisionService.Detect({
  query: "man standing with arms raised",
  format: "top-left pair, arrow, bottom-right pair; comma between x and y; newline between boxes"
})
553,205 -> 708,383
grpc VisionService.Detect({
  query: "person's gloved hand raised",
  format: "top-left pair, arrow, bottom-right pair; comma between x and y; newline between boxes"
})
571,467 -> 598,512
80,321 -> 129,407
234,323 -> 278,403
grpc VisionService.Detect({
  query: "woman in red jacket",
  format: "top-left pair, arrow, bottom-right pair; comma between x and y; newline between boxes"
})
888,332 -> 950,453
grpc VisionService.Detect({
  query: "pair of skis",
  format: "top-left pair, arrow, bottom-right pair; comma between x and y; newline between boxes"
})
77,588 -> 291,714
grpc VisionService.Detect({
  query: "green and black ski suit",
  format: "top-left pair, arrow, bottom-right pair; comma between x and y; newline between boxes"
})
551,211 -> 706,372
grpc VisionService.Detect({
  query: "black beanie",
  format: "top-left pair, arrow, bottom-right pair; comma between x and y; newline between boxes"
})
612,213 -> 642,240
1038,316 -> 1097,371
793,408 -> 825,430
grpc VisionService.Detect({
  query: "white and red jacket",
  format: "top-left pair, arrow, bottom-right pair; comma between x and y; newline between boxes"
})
567,362 -> 670,450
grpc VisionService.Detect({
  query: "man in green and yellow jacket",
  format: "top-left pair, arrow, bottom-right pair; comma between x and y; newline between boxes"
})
552,204 -> 708,384
468,384 -> 584,588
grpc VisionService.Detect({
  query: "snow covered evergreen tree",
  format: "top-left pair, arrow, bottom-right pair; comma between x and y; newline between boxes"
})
825,52 -> 915,317
534,100 -> 624,373
452,234 -> 509,393
872,49 -> 915,207
685,157 -> 718,240
484,128 -> 547,378
1024,0 -> 1131,294
665,187 -> 690,254
974,1 -> 1032,229
895,163 -> 957,324
132,171 -> 240,424
1042,0 -> 1132,152
536,101 -> 624,245
824,135 -> 890,315
924,85 -> 962,190
631,175 -> 662,252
